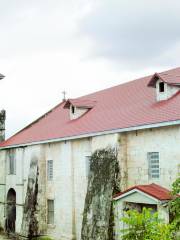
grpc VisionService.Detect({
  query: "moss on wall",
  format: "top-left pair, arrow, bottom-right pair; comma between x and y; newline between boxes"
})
81,147 -> 120,240
20,156 -> 39,239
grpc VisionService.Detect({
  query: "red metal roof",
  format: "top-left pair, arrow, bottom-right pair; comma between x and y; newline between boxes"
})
2,67 -> 180,148
113,183 -> 172,201
148,69 -> 180,87
64,99 -> 96,109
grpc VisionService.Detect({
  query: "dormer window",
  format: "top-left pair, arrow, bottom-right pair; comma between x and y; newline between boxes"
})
71,106 -> 75,114
148,72 -> 180,101
159,82 -> 164,92
64,99 -> 96,120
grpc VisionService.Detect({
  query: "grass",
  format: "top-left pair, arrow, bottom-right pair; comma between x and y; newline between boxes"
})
32,236 -> 54,240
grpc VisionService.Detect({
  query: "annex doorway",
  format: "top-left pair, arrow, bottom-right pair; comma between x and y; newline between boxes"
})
6,188 -> 16,233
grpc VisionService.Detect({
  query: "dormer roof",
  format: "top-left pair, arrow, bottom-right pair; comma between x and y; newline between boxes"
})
64,99 -> 96,109
148,71 -> 180,87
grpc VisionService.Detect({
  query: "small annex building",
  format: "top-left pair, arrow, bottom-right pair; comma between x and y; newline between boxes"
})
113,183 -> 172,239
0,67 -> 180,240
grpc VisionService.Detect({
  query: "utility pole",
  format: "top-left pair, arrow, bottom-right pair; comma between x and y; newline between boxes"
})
0,73 -> 5,80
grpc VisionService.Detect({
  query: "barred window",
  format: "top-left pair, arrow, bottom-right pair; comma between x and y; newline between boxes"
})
9,154 -> 16,175
47,200 -> 54,224
47,160 -> 53,181
148,152 -> 160,179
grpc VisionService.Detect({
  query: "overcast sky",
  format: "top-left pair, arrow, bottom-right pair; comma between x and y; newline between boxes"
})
1,0 -> 180,138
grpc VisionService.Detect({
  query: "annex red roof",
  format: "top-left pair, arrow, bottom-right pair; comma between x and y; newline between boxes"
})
113,183 -> 172,201
1,66 -> 180,148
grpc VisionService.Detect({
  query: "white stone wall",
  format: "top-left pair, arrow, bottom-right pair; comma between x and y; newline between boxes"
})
156,79 -> 179,101
0,126 -> 179,239
69,106 -> 88,120
0,150 -> 6,229
0,145 -> 43,233
125,125 -> 180,189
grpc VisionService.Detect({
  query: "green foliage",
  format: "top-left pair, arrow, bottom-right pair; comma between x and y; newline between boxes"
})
121,208 -> 173,240
169,174 -> 180,232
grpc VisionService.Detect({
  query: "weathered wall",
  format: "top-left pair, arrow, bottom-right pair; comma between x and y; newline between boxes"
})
81,148 -> 119,240
0,125 -> 179,239
0,149 -> 6,228
0,133 -> 118,239
70,106 -> 88,120
125,125 -> 180,189
0,110 -> 5,142
156,79 -> 179,101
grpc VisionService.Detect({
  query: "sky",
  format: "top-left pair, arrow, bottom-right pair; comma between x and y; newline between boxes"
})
1,0 -> 180,138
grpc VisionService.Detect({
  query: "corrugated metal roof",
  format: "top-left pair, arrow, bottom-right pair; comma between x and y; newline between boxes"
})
148,68 -> 180,87
64,99 -> 96,109
1,67 -> 180,147
113,183 -> 172,201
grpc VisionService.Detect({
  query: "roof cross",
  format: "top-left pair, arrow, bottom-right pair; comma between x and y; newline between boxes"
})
62,90 -> 67,102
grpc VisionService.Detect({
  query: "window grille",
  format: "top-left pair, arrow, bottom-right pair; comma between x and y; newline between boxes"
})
147,152 -> 160,179
9,154 -> 16,175
47,160 -> 53,181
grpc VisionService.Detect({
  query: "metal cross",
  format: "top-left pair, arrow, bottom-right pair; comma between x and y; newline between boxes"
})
62,91 -> 67,101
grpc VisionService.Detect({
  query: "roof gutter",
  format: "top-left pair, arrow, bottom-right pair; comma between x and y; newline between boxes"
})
1,119 -> 180,149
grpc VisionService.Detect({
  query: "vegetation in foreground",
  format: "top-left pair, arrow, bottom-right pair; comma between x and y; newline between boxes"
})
121,175 -> 180,240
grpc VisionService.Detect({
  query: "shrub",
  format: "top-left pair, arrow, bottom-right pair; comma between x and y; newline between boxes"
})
169,174 -> 180,232
121,208 -> 173,240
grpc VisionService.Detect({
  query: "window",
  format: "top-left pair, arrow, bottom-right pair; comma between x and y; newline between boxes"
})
85,156 -> 91,177
159,82 -> 165,92
9,154 -> 16,175
147,152 -> 160,179
47,200 -> 54,224
47,160 -> 53,181
71,106 -> 75,114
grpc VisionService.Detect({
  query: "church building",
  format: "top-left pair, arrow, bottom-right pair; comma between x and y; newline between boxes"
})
0,67 -> 179,239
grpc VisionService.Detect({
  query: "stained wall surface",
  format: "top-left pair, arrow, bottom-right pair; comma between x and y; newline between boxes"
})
0,125 -> 179,239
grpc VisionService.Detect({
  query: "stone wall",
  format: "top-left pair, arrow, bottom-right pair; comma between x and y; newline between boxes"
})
125,125 -> 180,189
0,126 -> 179,239
0,110 -> 5,141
